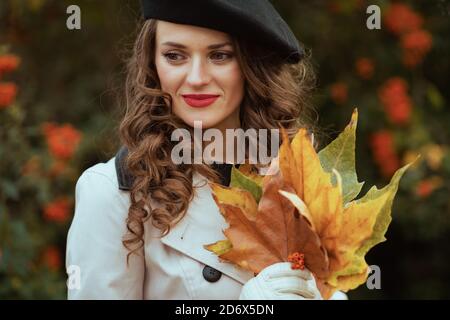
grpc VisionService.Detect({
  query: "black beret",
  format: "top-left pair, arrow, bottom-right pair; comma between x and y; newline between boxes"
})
140,0 -> 303,64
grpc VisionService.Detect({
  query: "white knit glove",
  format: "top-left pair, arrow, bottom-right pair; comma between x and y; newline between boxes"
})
239,262 -> 323,300
330,290 -> 348,300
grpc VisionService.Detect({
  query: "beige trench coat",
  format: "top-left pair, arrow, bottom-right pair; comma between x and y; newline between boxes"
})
66,152 -> 347,300
66,154 -> 257,299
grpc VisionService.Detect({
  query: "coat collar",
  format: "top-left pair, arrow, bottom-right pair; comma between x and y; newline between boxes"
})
114,145 -> 236,191
115,146 -> 134,191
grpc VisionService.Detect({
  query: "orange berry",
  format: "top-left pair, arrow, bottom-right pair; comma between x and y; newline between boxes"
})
0,55 -> 21,74
0,82 -> 18,108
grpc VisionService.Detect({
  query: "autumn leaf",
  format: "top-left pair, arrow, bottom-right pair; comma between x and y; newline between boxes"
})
276,110 -> 416,298
324,163 -> 414,292
318,109 -> 365,204
205,171 -> 329,278
230,165 -> 262,202
233,163 -> 264,186
205,108 -> 416,299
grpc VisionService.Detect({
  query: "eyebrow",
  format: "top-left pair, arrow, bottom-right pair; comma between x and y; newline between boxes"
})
161,41 -> 233,50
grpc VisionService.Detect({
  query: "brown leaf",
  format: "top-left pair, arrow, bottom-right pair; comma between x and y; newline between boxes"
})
256,172 -> 329,278
208,172 -> 329,277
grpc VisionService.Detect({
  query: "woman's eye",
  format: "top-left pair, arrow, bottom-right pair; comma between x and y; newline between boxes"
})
210,52 -> 233,62
163,52 -> 184,62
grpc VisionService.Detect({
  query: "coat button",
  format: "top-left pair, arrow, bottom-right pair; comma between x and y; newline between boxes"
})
202,265 -> 222,282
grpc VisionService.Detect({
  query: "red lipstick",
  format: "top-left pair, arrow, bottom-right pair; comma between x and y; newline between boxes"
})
182,94 -> 219,108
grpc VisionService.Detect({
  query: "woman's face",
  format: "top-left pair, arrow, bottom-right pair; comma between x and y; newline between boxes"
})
154,20 -> 245,131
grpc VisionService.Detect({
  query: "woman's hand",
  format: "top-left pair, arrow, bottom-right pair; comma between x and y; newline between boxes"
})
239,262 -> 323,300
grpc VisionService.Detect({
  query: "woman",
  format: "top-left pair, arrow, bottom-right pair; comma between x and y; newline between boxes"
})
66,0 -> 347,300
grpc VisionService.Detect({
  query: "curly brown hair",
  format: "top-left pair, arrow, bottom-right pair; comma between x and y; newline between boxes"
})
118,19 -> 318,262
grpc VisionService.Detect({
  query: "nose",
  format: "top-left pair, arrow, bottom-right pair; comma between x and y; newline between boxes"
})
186,56 -> 211,88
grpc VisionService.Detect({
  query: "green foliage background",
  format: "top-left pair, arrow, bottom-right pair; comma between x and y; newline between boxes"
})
0,0 -> 449,299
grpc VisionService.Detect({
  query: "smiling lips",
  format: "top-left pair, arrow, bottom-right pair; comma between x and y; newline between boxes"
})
182,94 -> 220,108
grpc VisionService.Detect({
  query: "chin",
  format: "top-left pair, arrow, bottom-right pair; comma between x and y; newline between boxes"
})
180,116 -> 221,130
174,109 -> 224,130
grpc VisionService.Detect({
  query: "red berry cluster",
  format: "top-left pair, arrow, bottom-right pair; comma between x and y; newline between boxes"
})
330,82 -> 348,105
384,3 -> 423,36
370,130 -> 400,178
41,122 -> 83,160
288,252 -> 305,270
384,3 -> 432,68
378,77 -> 412,126
401,30 -> 433,67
